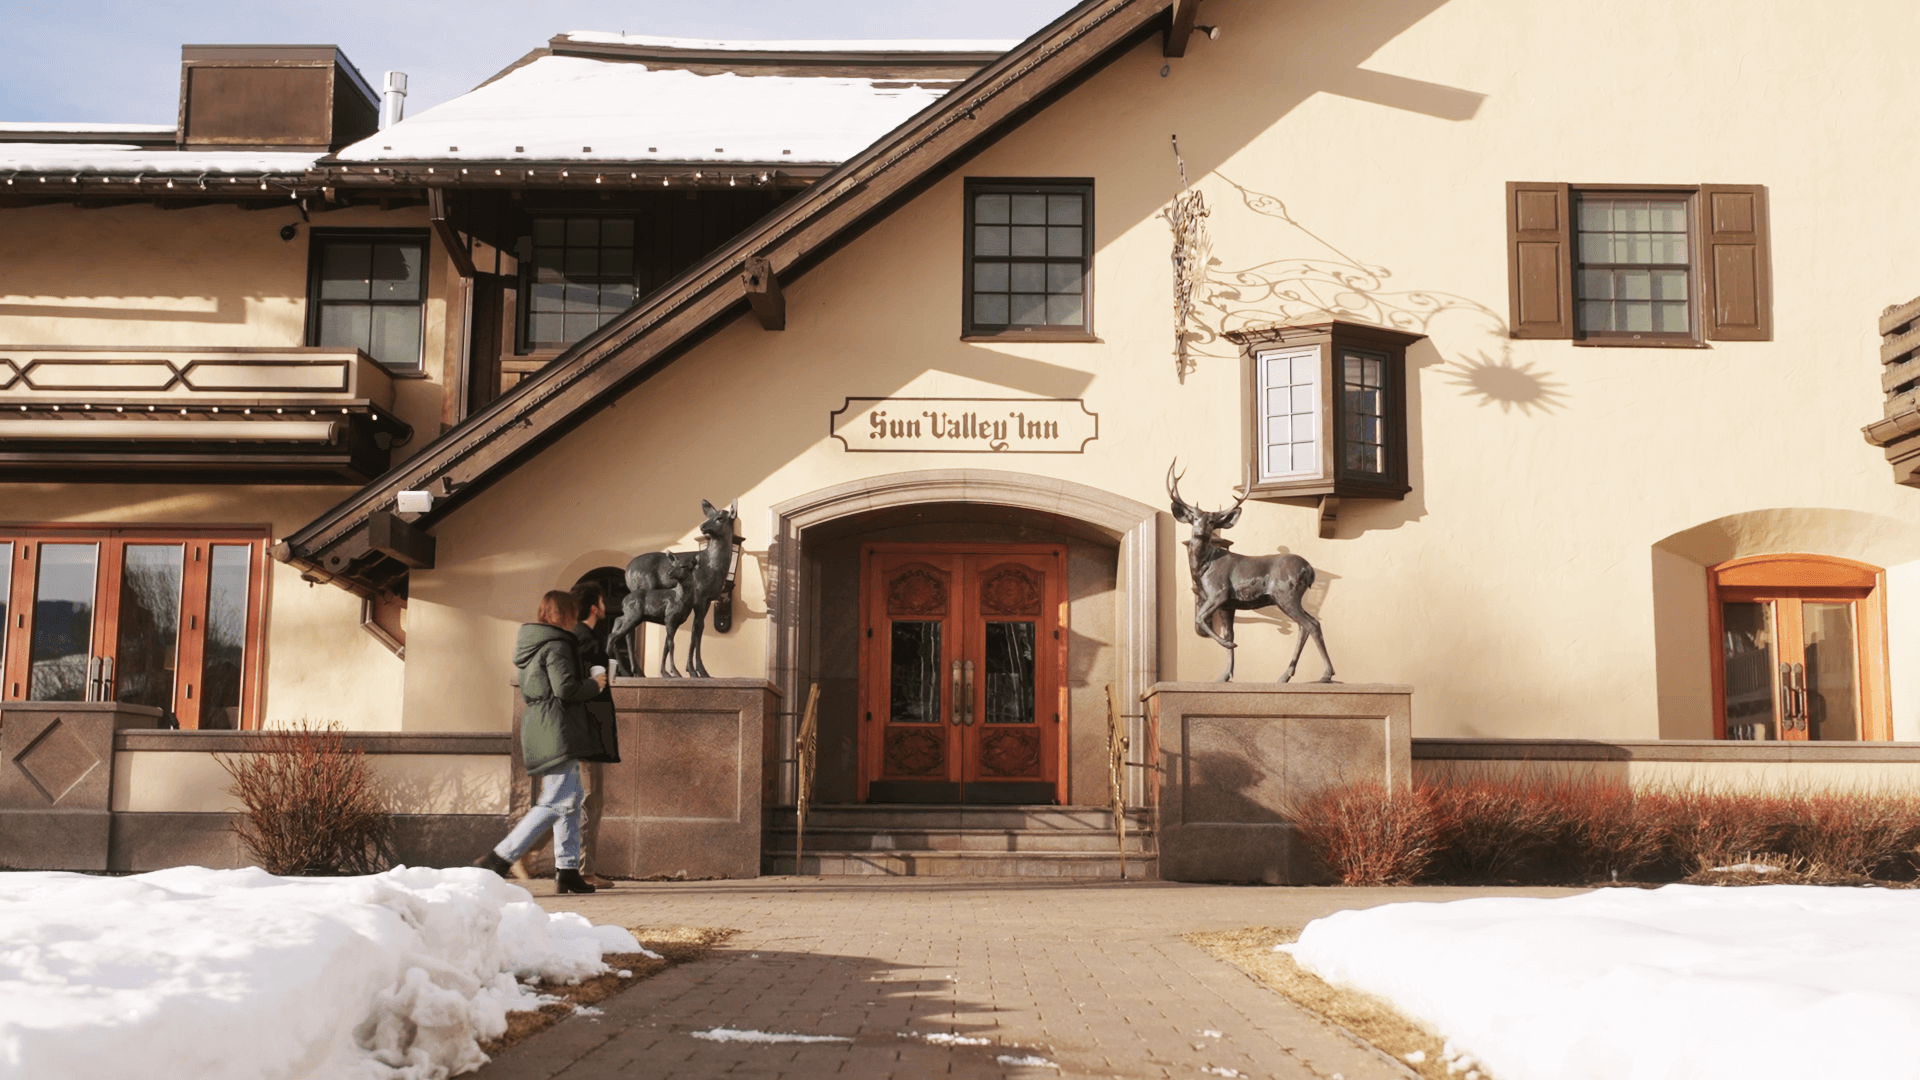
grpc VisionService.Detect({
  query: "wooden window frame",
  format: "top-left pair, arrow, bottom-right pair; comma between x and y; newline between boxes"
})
0,524 -> 271,729
514,212 -> 642,354
1506,182 -> 1771,345
305,228 -> 432,374
1706,553 -> 1890,741
1229,320 -> 1419,502
961,178 -> 1097,343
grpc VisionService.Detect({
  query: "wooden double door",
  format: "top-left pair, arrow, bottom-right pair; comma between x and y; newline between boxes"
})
859,544 -> 1068,804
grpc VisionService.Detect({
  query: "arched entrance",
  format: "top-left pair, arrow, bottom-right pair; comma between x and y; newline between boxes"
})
766,471 -> 1159,806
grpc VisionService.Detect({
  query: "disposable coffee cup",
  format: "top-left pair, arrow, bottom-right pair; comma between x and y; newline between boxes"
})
590,665 -> 607,679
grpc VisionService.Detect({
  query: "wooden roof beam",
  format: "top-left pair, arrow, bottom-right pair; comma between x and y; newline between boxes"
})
742,256 -> 785,330
1165,0 -> 1201,57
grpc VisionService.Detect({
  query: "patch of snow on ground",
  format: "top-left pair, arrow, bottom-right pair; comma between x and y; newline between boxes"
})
691,1028 -> 851,1043
906,1032 -> 991,1045
996,1054 -> 1056,1068
1289,884 -> 1920,1080
0,865 -> 639,1080
1706,862 -> 1781,873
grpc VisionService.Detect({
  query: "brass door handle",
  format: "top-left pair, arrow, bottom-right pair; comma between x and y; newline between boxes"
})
952,660 -> 965,726
963,660 -> 975,725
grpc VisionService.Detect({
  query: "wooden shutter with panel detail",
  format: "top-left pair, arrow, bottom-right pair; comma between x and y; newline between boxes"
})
1700,184 -> 1771,341
1506,182 -> 1573,339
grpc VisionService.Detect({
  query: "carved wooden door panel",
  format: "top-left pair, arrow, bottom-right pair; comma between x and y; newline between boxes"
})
859,544 -> 1067,804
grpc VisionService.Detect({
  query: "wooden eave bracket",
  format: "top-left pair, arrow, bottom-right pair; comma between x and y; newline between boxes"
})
1317,495 -> 1339,540
368,510 -> 436,569
1164,0 -> 1200,57
742,256 -> 786,331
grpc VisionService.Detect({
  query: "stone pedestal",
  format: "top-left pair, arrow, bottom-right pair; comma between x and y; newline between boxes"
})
0,702 -> 166,870
1145,682 -> 1412,884
512,678 -> 777,880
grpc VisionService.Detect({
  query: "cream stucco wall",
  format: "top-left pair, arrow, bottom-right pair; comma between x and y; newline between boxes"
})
112,749 -> 509,814
0,484 -> 405,729
400,0 -> 1920,745
0,201 -> 455,447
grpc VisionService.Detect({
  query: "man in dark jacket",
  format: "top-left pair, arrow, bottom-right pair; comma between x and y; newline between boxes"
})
570,581 -> 618,886
476,590 -> 605,894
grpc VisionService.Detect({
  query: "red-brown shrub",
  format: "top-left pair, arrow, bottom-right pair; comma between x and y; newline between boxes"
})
1290,781 -> 1438,885
220,721 -> 391,876
1421,774 -> 1564,883
1781,790 -> 1920,879
1297,775 -> 1920,886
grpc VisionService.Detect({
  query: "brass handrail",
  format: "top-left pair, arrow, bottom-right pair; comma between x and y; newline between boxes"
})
793,683 -> 820,875
1105,684 -> 1129,880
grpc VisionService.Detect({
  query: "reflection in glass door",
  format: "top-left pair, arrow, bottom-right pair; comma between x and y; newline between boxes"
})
29,544 -> 99,701
1,531 -> 263,728
1710,555 -> 1886,742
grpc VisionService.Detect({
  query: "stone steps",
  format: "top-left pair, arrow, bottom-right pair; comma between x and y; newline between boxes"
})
761,804 -> 1156,878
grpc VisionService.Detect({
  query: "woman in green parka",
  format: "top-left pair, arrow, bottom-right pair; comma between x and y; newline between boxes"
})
475,590 -> 606,894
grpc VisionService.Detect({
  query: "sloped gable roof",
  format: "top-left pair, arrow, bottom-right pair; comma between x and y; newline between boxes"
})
275,0 -> 1180,592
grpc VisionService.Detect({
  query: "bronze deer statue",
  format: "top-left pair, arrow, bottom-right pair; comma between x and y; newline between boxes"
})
1168,461 -> 1335,683
608,499 -> 738,678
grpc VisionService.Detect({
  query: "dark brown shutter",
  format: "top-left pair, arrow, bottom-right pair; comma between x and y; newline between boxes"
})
1700,185 -> 1771,341
1506,182 -> 1573,338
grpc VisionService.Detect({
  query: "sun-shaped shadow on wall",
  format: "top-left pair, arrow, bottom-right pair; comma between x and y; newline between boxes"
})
1439,351 -> 1568,415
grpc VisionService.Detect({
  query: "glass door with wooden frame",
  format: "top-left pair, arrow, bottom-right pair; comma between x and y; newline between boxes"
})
859,543 -> 1068,805
1709,554 -> 1889,741
0,529 -> 267,728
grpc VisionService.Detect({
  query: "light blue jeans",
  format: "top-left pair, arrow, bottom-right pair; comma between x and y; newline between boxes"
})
494,761 -> 584,870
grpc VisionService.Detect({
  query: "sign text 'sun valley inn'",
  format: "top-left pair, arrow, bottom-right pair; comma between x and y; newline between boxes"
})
829,397 -> 1099,454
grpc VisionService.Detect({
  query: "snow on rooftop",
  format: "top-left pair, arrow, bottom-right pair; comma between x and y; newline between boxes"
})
0,143 -> 320,175
336,53 -> 967,166
0,122 -> 177,134
1287,884 -> 1920,1080
559,30 -> 1018,53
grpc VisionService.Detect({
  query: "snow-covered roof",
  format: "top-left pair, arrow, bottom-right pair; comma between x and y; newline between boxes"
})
334,32 -> 1012,167
0,122 -> 177,135
557,31 -> 1019,53
0,143 -> 321,176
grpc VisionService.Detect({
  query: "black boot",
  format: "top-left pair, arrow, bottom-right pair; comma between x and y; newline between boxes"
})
555,868 -> 596,894
474,851 -> 512,877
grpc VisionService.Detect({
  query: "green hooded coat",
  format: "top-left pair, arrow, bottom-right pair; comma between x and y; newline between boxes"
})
514,622 -> 601,774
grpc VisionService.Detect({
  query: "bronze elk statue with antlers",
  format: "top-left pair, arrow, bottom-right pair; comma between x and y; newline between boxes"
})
608,499 -> 738,678
1168,461 -> 1335,683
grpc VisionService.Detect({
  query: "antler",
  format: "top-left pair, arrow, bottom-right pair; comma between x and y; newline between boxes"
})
1230,461 -> 1251,512
1167,459 -> 1193,514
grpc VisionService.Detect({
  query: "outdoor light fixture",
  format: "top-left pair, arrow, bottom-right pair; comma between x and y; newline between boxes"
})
396,490 -> 434,514
279,223 -> 299,242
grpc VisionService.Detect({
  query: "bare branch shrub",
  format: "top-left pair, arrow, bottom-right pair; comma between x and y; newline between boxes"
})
1291,781 -> 1438,885
1422,773 -> 1563,883
220,721 -> 391,875
1781,790 -> 1920,879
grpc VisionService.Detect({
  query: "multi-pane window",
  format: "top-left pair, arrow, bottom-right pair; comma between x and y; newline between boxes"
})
1232,321 -> 1416,507
1,530 -> 266,729
1342,349 -> 1387,476
1259,348 -> 1320,479
522,216 -> 638,350
1576,197 -> 1691,336
309,232 -> 428,370
964,181 -> 1092,336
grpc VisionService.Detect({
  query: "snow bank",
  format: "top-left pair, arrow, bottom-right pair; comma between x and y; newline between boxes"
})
0,866 -> 640,1080
559,31 -> 1017,53
1287,885 -> 1920,1080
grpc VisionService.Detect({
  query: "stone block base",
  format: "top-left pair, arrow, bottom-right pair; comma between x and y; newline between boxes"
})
1146,681 -> 1412,884
512,678 -> 775,880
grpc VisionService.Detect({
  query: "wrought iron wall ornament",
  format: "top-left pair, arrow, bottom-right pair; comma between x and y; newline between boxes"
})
607,498 -> 739,678
1168,460 -> 1335,683
1160,135 -> 1212,382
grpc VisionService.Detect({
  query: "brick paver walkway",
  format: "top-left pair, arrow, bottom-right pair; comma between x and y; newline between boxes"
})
480,879 -> 1582,1080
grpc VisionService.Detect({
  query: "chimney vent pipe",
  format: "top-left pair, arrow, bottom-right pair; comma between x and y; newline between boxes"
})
380,71 -> 408,129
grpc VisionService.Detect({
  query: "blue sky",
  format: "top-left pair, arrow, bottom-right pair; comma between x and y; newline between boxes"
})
0,1 -> 1068,125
